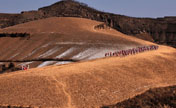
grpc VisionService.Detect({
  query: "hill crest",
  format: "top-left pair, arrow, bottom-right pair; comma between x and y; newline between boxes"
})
0,0 -> 175,47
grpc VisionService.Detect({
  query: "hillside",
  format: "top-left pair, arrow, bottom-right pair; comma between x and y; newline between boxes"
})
0,0 -> 175,47
0,45 -> 175,108
0,17 -> 155,71
0,1 -> 175,107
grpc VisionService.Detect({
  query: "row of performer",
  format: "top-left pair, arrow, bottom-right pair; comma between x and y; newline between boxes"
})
105,45 -> 159,57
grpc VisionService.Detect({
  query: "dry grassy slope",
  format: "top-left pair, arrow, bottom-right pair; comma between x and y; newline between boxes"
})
0,17 -> 154,68
0,45 -> 175,108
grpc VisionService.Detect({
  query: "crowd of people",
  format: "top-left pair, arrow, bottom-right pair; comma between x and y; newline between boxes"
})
105,45 -> 159,57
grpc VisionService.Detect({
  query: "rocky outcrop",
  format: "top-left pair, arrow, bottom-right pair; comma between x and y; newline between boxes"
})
0,13 -> 21,28
0,0 -> 176,47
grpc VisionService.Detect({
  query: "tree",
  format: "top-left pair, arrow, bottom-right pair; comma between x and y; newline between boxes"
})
8,62 -> 15,69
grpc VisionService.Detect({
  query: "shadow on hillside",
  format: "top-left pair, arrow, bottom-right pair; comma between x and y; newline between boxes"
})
0,62 -> 21,74
0,33 -> 30,40
102,85 -> 176,108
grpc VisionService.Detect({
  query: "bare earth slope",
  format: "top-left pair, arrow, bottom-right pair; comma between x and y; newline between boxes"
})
0,45 -> 175,108
0,17 -> 154,69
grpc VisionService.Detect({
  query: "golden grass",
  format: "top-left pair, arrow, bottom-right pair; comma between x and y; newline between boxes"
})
0,17 -> 175,108
0,45 -> 175,108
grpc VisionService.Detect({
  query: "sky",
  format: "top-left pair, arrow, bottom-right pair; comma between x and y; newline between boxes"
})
0,0 -> 175,18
